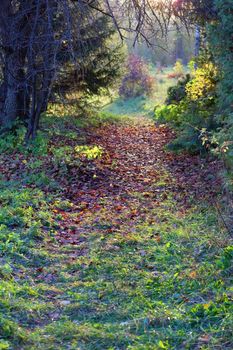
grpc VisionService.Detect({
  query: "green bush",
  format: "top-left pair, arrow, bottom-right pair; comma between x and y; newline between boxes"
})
155,60 -> 219,153
154,104 -> 183,125
166,74 -> 191,105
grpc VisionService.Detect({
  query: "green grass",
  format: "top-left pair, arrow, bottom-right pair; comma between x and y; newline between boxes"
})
102,67 -> 183,118
45,66 -> 183,121
0,113 -> 232,350
44,108 -> 134,128
0,187 -> 232,349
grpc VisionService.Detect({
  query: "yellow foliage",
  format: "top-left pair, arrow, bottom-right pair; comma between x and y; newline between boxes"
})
186,63 -> 218,101
173,60 -> 184,76
47,103 -> 81,117
75,145 -> 103,160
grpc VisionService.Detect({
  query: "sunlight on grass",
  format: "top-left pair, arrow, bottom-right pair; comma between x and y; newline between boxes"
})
0,110 -> 232,350
103,67 -> 182,117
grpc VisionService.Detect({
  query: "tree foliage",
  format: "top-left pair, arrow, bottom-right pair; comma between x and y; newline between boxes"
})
52,19 -> 123,102
119,54 -> 154,98
0,1 -> 123,140
208,0 -> 233,168
155,58 -> 219,153
172,0 -> 216,24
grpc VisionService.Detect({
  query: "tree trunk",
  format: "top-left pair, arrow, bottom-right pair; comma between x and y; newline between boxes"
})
194,25 -> 201,69
0,1 -> 32,130
1,57 -> 18,128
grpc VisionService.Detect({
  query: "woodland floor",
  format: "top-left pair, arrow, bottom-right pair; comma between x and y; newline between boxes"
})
0,116 -> 232,350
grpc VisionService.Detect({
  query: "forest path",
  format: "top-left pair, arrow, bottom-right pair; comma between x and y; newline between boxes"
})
29,116 -> 229,350
4,116 -> 230,350
55,116 -> 219,246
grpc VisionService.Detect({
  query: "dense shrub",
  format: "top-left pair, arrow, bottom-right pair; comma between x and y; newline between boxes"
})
119,55 -> 155,98
166,74 -> 191,105
155,104 -> 183,125
155,60 -> 219,153
186,63 -> 218,101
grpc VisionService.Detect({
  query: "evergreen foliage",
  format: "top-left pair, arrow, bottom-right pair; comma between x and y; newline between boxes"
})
209,0 -> 233,169
166,74 -> 191,105
0,1 -> 123,139
52,17 -> 123,101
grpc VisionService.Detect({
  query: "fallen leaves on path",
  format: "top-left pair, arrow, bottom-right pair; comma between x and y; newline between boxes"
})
53,119 -> 222,245
0,118 -> 222,247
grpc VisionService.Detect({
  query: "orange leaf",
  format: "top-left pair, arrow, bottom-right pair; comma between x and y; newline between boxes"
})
189,271 -> 197,279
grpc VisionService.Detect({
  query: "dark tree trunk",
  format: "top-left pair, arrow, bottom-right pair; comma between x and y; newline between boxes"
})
0,51 -> 28,129
1,55 -> 19,127
0,1 -> 29,130
25,69 -> 54,142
